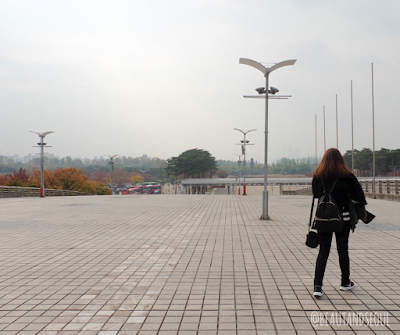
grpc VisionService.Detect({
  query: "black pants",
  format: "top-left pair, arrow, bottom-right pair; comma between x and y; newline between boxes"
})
314,222 -> 351,287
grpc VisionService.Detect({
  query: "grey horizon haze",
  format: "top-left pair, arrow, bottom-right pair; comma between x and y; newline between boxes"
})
1,0 -> 399,162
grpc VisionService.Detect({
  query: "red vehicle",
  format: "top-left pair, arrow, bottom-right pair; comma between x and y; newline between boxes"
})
121,184 -> 161,195
129,186 -> 144,194
144,184 -> 162,194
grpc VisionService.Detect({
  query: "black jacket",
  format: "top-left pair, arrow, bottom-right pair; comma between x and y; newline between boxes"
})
312,173 -> 367,212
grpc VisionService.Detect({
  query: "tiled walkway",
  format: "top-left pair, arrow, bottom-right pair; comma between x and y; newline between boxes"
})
0,195 -> 399,335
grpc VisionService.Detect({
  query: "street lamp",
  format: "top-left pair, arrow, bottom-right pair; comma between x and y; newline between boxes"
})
371,63 -> 376,199
234,128 -> 256,195
107,155 -> 118,195
315,115 -> 318,166
240,58 -> 296,219
232,169 -> 239,181
351,80 -> 355,172
323,105 -> 326,152
233,154 -> 243,194
30,131 -> 54,197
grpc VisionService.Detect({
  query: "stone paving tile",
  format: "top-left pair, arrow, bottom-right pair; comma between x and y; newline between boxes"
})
1,195 -> 400,334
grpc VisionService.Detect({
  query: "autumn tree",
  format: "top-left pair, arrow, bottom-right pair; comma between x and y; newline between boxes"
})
131,174 -> 144,184
0,168 -> 31,186
90,181 -> 112,195
53,168 -> 89,191
31,169 -> 60,189
111,168 -> 132,185
91,169 -> 108,183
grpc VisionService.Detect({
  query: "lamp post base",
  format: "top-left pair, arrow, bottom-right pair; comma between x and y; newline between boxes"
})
243,184 -> 247,195
40,187 -> 44,197
261,190 -> 270,220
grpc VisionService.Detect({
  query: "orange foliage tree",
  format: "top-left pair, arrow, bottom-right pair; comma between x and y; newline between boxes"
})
31,169 -> 60,189
54,167 -> 88,191
0,168 -> 36,187
31,168 -> 111,195
1,168 -> 110,195
131,174 -> 143,184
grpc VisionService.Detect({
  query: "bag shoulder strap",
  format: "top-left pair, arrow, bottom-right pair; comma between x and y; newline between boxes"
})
309,197 -> 315,228
321,178 -> 339,194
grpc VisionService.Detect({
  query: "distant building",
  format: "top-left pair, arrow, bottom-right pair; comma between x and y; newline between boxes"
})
24,154 -> 33,163
35,153 -> 49,158
14,154 -> 23,163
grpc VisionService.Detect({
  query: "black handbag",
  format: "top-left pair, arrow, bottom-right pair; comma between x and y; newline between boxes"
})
306,197 -> 319,248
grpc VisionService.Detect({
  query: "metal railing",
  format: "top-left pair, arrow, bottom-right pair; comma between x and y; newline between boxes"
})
360,179 -> 400,195
291,186 -> 312,196
291,179 -> 400,197
0,186 -> 86,198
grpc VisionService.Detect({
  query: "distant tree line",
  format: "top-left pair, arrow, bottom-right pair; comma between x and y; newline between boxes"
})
218,148 -> 400,177
0,155 -> 169,182
343,148 -> 400,176
269,157 -> 314,175
2,148 -> 400,186
216,157 -> 315,176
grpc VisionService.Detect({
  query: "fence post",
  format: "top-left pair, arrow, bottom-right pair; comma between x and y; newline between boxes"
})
379,180 -> 382,193
396,180 -> 399,195
387,180 -> 390,194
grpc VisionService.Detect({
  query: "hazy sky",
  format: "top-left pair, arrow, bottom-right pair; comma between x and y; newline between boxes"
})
1,0 -> 399,162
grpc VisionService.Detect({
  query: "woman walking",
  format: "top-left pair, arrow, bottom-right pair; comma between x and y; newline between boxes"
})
312,148 -> 367,297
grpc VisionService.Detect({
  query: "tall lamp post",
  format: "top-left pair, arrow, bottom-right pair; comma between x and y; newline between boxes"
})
323,105 -> 326,152
315,115 -> 318,166
239,58 -> 296,219
234,128 -> 256,195
107,155 -> 118,195
350,80 -> 355,172
233,154 -> 243,194
336,94 -> 339,149
371,63 -> 376,199
30,131 -> 54,197
233,169 -> 239,181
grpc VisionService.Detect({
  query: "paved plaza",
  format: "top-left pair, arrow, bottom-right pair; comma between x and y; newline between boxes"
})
0,194 -> 399,335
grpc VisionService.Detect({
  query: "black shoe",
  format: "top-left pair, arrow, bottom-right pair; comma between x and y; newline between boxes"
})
313,286 -> 323,297
340,281 -> 355,291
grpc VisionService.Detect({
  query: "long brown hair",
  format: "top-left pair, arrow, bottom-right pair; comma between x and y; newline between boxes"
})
313,148 -> 352,179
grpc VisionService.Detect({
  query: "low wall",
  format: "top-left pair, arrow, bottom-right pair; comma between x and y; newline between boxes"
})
365,192 -> 400,202
0,186 -> 86,197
